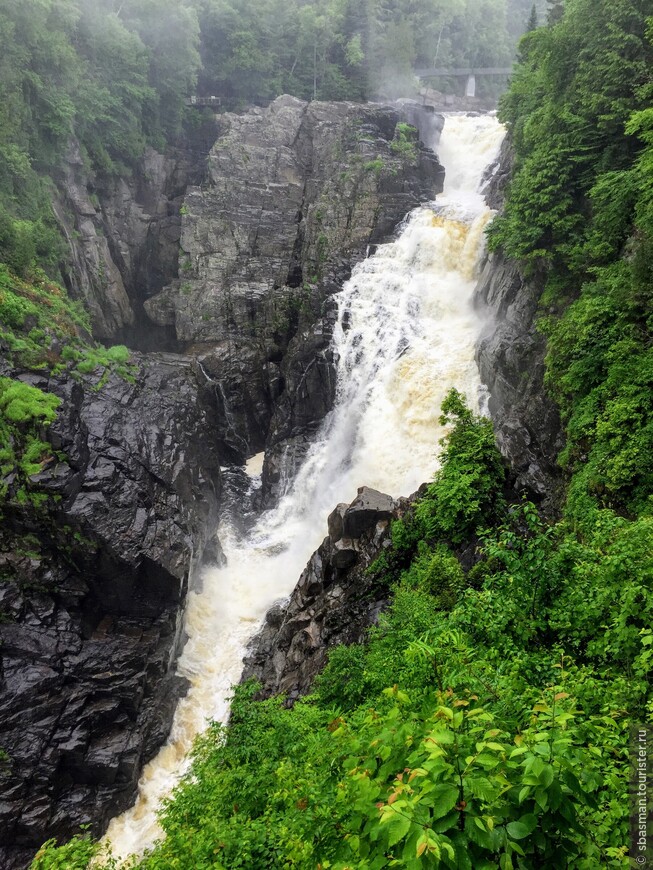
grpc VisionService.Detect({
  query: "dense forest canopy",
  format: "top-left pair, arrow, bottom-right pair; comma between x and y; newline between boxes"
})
0,0 -> 543,279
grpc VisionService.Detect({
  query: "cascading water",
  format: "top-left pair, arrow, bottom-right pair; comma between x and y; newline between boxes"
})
105,112 -> 505,860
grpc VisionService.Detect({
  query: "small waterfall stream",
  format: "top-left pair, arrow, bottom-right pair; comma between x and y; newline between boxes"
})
105,112 -> 505,860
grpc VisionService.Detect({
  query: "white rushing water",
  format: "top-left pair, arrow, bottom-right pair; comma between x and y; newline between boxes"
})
104,112 -> 505,861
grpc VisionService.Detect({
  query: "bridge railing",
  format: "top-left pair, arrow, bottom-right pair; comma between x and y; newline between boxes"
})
415,67 -> 513,78
185,96 -> 222,108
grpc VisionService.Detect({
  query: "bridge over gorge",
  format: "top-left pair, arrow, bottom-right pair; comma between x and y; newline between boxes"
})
185,95 -> 222,108
415,67 -> 513,98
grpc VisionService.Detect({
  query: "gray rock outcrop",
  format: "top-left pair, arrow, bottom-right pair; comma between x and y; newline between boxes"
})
53,120 -> 219,343
0,355 -> 223,869
242,487 -> 402,702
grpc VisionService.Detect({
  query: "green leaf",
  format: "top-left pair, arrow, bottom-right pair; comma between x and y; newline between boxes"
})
538,764 -> 555,788
386,812 -> 412,847
432,810 -> 459,833
534,787 -> 548,810
431,784 -> 460,820
500,853 -> 514,870
506,814 -> 538,840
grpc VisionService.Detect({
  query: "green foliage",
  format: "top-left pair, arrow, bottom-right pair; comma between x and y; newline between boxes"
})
37,390 -> 644,868
0,376 -> 60,501
488,0 -> 652,271
390,122 -> 419,160
337,688 -> 627,869
193,0 -> 533,110
488,0 -> 653,520
364,157 -> 385,175
31,834 -> 109,870
0,265 -> 136,507
0,380 -> 59,427
0,264 -> 134,381
27,5 -> 653,868
415,389 -> 506,545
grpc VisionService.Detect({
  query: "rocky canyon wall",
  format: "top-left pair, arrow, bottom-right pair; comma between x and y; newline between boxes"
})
1,97 -> 443,867
145,96 -> 444,496
0,355 -> 222,869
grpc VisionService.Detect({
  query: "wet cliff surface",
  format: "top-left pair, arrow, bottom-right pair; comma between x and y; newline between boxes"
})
475,140 -> 564,505
1,98 -> 443,866
474,252 -> 563,503
0,356 -> 223,869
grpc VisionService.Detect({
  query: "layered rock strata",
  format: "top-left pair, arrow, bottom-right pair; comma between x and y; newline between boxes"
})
53,119 -> 219,344
145,95 -> 444,495
0,355 -> 222,869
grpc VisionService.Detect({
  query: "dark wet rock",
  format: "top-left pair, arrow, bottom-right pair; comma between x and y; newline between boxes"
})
475,138 -> 564,506
242,487 -> 407,703
342,487 -> 395,539
475,251 -> 563,504
0,354 -> 223,869
481,135 -> 515,211
392,99 -> 445,149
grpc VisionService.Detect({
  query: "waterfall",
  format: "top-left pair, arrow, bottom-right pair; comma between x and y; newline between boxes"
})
104,112 -> 505,861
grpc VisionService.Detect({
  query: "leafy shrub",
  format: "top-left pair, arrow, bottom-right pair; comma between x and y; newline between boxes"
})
415,389 -> 506,545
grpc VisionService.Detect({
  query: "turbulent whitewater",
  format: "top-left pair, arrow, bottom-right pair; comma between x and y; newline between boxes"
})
105,112 -> 505,860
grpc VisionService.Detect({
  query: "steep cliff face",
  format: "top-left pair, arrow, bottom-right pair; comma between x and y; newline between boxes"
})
144,96 -> 444,495
53,120 -> 219,344
0,356 -> 222,869
474,253 -> 563,501
474,140 -> 564,504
